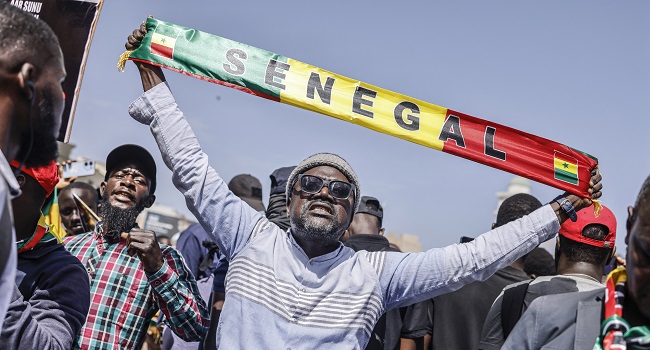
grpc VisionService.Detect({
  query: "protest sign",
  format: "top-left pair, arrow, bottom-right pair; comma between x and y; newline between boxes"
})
11,0 -> 104,142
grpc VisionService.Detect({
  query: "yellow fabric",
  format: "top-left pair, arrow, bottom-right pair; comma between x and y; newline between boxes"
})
283,58 -> 448,151
43,188 -> 64,242
151,32 -> 176,48
553,157 -> 578,175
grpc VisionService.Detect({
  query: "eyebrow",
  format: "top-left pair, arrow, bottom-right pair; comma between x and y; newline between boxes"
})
113,168 -> 146,178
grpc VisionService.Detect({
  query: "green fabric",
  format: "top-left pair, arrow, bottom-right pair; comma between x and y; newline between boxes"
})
128,17 -> 288,99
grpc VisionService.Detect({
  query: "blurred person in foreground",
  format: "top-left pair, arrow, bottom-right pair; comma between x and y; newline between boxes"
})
480,205 -> 616,349
0,2 -> 65,330
0,161 -> 89,349
63,145 -> 209,349
126,24 -> 602,348
502,179 -> 650,350
59,181 -> 98,236
344,196 -> 430,350
427,193 -> 541,350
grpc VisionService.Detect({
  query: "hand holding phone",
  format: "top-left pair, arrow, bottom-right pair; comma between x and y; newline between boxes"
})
62,161 -> 96,178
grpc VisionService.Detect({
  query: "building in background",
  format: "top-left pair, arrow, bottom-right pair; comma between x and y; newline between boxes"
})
385,232 -> 422,252
136,204 -> 196,240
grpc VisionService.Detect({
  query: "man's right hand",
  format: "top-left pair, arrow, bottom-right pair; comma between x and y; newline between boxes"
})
125,18 -> 166,92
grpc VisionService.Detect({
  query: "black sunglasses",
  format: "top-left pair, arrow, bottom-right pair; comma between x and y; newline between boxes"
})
297,174 -> 356,200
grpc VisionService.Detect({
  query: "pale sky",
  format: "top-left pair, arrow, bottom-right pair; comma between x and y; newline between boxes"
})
69,0 -> 650,252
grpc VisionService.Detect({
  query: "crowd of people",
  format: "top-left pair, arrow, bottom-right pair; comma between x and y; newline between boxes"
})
0,3 -> 648,349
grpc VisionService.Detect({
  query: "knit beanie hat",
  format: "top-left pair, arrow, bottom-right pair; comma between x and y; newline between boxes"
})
286,153 -> 360,211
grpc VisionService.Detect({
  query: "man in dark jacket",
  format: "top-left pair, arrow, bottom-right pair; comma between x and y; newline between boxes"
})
1,161 -> 90,350
429,193 -> 542,350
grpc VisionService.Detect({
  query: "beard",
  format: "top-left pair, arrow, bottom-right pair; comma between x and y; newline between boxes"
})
15,89 -> 60,168
290,200 -> 345,244
99,192 -> 145,235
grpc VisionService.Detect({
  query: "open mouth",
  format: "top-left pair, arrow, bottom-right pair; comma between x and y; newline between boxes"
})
308,201 -> 335,216
112,189 -> 135,203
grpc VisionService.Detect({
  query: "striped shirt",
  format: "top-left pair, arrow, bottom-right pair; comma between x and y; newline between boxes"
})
64,224 -> 209,349
129,82 -> 560,349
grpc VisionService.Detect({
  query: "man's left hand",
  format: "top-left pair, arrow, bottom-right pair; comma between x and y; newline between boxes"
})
121,229 -> 164,273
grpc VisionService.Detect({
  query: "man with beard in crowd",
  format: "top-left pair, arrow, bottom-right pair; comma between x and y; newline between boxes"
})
64,144 -> 209,349
1,161 -> 89,349
125,24 -> 603,348
59,181 -> 99,236
0,2 -> 65,331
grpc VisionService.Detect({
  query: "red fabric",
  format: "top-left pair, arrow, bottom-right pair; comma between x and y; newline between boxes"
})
10,160 -> 59,197
150,43 -> 173,59
17,224 -> 47,254
440,109 -> 597,197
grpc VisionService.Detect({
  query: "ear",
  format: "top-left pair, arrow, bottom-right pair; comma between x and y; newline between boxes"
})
491,222 -> 496,230
285,194 -> 292,215
100,181 -> 107,198
379,228 -> 385,236
143,194 -> 155,208
17,63 -> 36,103
142,194 -> 156,208
15,174 -> 26,190
626,206 -> 634,245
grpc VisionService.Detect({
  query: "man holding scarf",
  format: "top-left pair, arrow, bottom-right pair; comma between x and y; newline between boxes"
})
125,24 -> 603,349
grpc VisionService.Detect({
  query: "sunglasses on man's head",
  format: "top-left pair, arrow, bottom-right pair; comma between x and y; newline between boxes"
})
297,174 -> 356,200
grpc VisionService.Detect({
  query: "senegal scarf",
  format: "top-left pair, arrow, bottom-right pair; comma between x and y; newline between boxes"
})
119,17 -> 601,200
594,267 -> 650,350
17,188 -> 65,253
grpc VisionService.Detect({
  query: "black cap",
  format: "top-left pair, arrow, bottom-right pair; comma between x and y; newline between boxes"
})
356,196 -> 383,225
105,144 -> 157,194
269,166 -> 296,195
228,174 -> 265,212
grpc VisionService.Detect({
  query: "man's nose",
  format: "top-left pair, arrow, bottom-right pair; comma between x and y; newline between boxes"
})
313,183 -> 334,201
119,175 -> 136,188
70,208 -> 81,221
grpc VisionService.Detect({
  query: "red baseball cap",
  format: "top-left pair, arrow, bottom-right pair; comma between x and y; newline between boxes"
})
559,205 -> 616,248
10,160 -> 59,197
